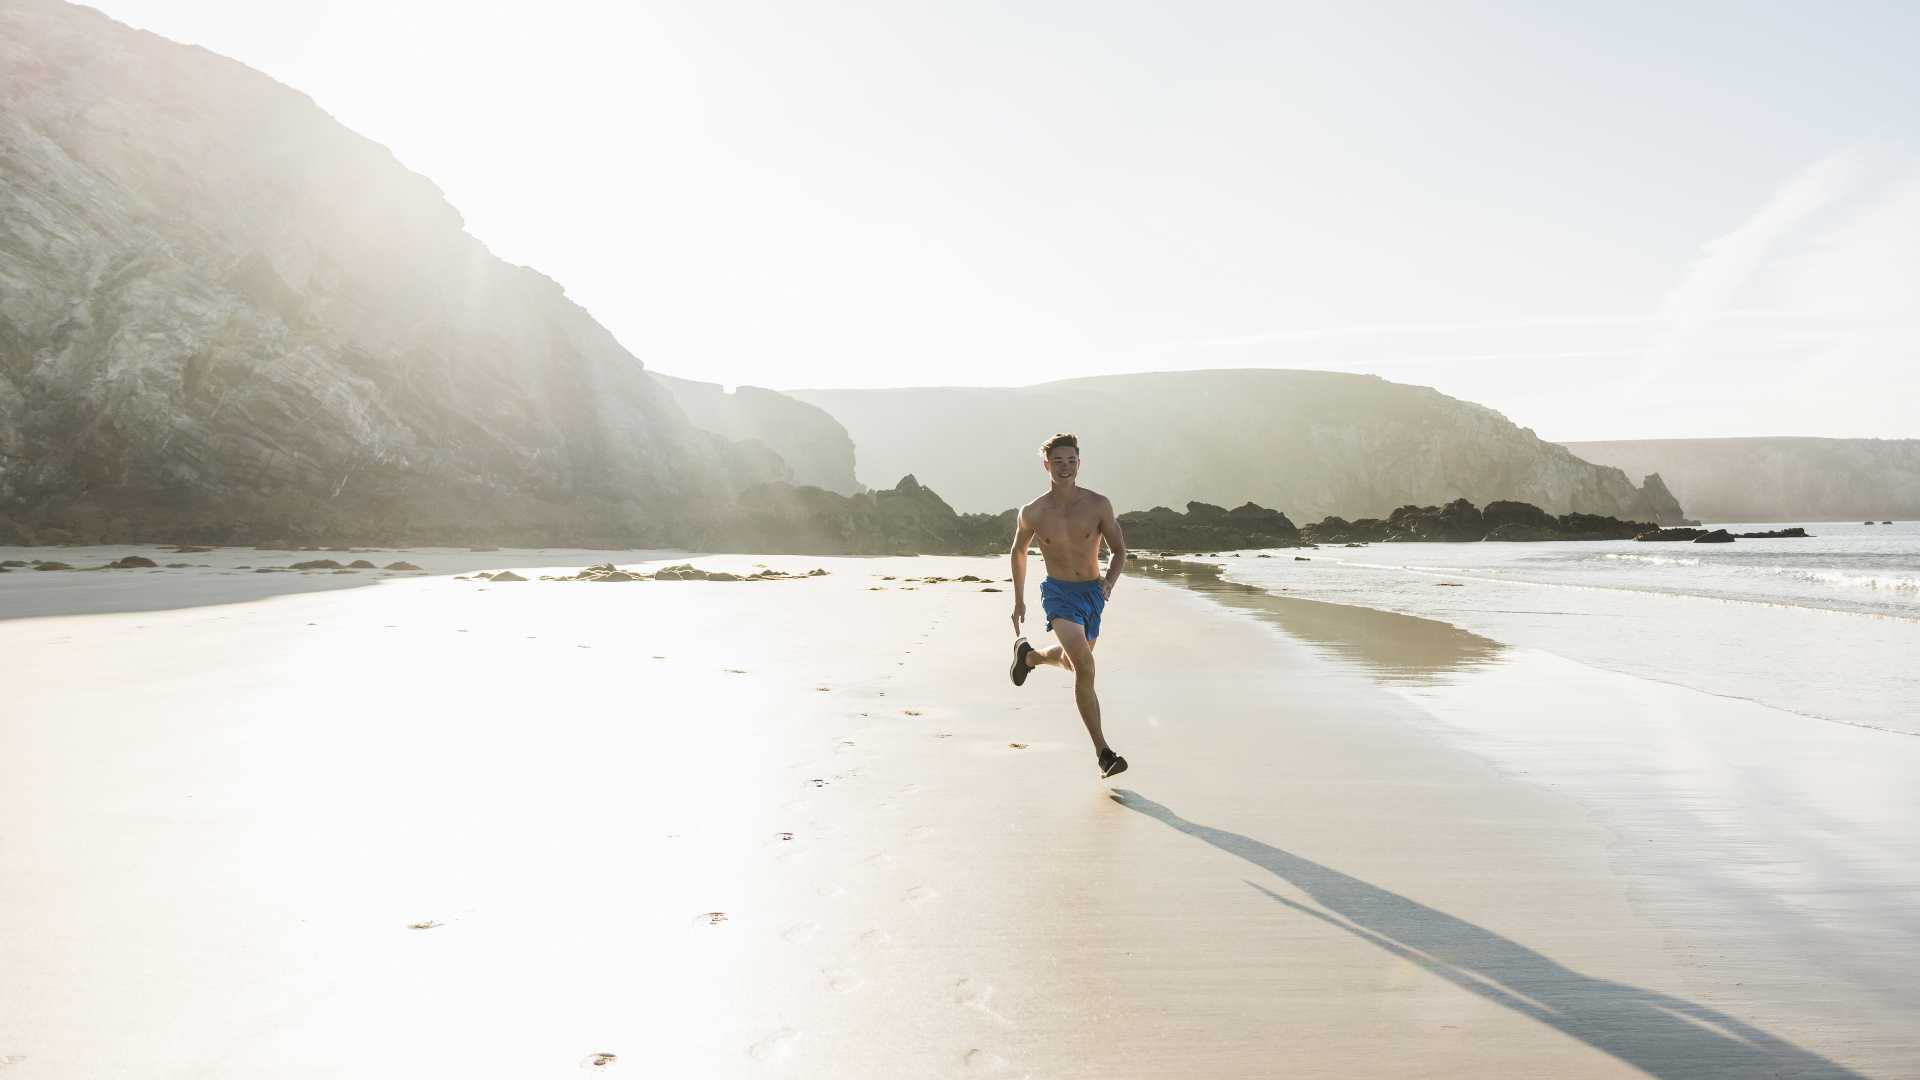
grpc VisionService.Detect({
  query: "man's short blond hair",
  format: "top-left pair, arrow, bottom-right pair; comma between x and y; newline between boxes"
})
1038,432 -> 1079,458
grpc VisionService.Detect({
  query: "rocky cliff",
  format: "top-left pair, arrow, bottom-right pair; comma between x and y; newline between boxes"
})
793,370 -> 1686,524
0,0 -> 774,546
652,374 -> 859,494
1561,438 -> 1920,523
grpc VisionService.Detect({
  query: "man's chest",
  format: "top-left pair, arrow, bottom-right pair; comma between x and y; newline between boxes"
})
1032,506 -> 1100,544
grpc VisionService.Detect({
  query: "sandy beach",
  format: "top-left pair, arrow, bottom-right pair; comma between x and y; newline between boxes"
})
3,549 -> 1915,1078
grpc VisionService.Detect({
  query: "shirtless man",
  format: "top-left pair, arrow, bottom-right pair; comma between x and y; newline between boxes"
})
1008,432 -> 1129,778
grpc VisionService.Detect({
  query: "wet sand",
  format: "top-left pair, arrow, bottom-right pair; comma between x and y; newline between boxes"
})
2,551 -> 1912,1077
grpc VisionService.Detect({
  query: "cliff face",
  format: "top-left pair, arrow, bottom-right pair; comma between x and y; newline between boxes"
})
652,374 -> 859,494
1562,439 -> 1920,523
793,370 -> 1684,523
0,0 -> 772,546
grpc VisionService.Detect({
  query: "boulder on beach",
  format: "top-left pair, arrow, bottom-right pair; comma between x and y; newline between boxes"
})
108,555 -> 158,568
290,559 -> 343,570
489,570 -> 526,582
1692,529 -> 1735,543
383,561 -> 423,572
1636,527 -> 1707,542
32,561 -> 73,570
348,560 -> 377,569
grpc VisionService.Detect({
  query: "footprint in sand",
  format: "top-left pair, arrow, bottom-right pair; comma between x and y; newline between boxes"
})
781,921 -> 820,943
579,1051 -> 617,1069
904,709 -> 923,716
961,1048 -> 1028,1076
905,885 -> 940,906
824,967 -> 864,993
747,1028 -> 799,1061
693,911 -> 729,927
953,978 -> 1012,1024
407,920 -> 443,930
1007,743 -> 1028,750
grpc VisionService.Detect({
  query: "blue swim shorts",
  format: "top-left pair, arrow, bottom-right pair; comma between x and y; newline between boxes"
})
1040,576 -> 1106,641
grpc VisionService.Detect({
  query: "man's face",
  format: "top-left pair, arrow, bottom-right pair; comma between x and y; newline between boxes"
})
1045,446 -> 1080,484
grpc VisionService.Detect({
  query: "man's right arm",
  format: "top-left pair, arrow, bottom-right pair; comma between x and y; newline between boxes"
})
1010,506 -> 1036,633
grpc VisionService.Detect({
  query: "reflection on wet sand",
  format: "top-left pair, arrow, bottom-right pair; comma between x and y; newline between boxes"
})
1137,557 -> 1504,684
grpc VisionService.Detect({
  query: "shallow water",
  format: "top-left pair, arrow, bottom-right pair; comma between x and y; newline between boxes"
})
1172,521 -> 1920,735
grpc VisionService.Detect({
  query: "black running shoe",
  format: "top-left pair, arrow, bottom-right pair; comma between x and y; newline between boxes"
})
1010,637 -> 1034,686
1098,747 -> 1129,778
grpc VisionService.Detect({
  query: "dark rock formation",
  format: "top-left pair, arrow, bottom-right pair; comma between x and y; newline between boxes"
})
1733,528 -> 1810,539
289,559 -> 343,570
1636,528 -> 1709,542
793,370 -> 1686,523
1117,502 -> 1300,552
1692,529 -> 1735,544
1302,499 -> 1653,544
712,475 -> 1012,556
0,1 -> 788,549
383,561 -> 422,572
107,554 -> 156,568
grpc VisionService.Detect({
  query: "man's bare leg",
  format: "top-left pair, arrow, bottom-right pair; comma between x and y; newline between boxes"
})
1048,620 -> 1108,755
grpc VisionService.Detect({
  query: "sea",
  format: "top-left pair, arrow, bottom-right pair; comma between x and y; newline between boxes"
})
1184,520 -> 1920,736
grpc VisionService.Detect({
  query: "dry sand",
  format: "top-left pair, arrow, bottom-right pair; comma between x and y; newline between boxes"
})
2,550 -> 1912,1077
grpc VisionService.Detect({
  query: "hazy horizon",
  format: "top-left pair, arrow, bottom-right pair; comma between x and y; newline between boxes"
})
84,1 -> 1920,442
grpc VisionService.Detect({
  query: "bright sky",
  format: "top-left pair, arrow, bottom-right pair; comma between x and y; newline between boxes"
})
88,1 -> 1920,440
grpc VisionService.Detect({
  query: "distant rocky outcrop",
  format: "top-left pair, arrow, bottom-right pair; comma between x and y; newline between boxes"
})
1121,502 -> 1302,552
1300,499 -> 1654,544
712,475 -> 1013,556
792,370 -> 1687,524
1563,438 -> 1920,523
652,374 -> 859,494
0,1 -> 786,548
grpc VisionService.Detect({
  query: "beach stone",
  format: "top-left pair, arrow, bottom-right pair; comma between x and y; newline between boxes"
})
1,560 -> 25,567
108,555 -> 158,568
1692,529 -> 1735,543
384,561 -> 423,571
348,560 -> 376,569
489,570 -> 526,581
1637,527 -> 1707,542
290,559 -> 343,570
32,561 -> 73,570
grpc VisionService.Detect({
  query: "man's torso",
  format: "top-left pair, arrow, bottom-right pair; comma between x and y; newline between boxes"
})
1024,487 -> 1107,582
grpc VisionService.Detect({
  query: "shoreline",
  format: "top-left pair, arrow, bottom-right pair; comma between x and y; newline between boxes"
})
3,554 -> 1912,1076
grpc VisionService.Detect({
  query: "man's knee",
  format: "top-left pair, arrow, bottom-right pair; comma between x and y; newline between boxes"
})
1066,646 -> 1096,679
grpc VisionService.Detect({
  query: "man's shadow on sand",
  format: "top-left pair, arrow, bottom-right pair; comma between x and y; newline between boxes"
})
1110,789 -> 1862,1080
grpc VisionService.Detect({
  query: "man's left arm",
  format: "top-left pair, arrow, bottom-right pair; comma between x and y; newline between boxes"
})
1098,497 -> 1126,599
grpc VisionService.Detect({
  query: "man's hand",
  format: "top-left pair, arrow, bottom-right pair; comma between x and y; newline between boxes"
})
1100,577 -> 1117,601
1011,599 -> 1026,633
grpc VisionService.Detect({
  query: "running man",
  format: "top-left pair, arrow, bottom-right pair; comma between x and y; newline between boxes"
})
1008,432 -> 1129,778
